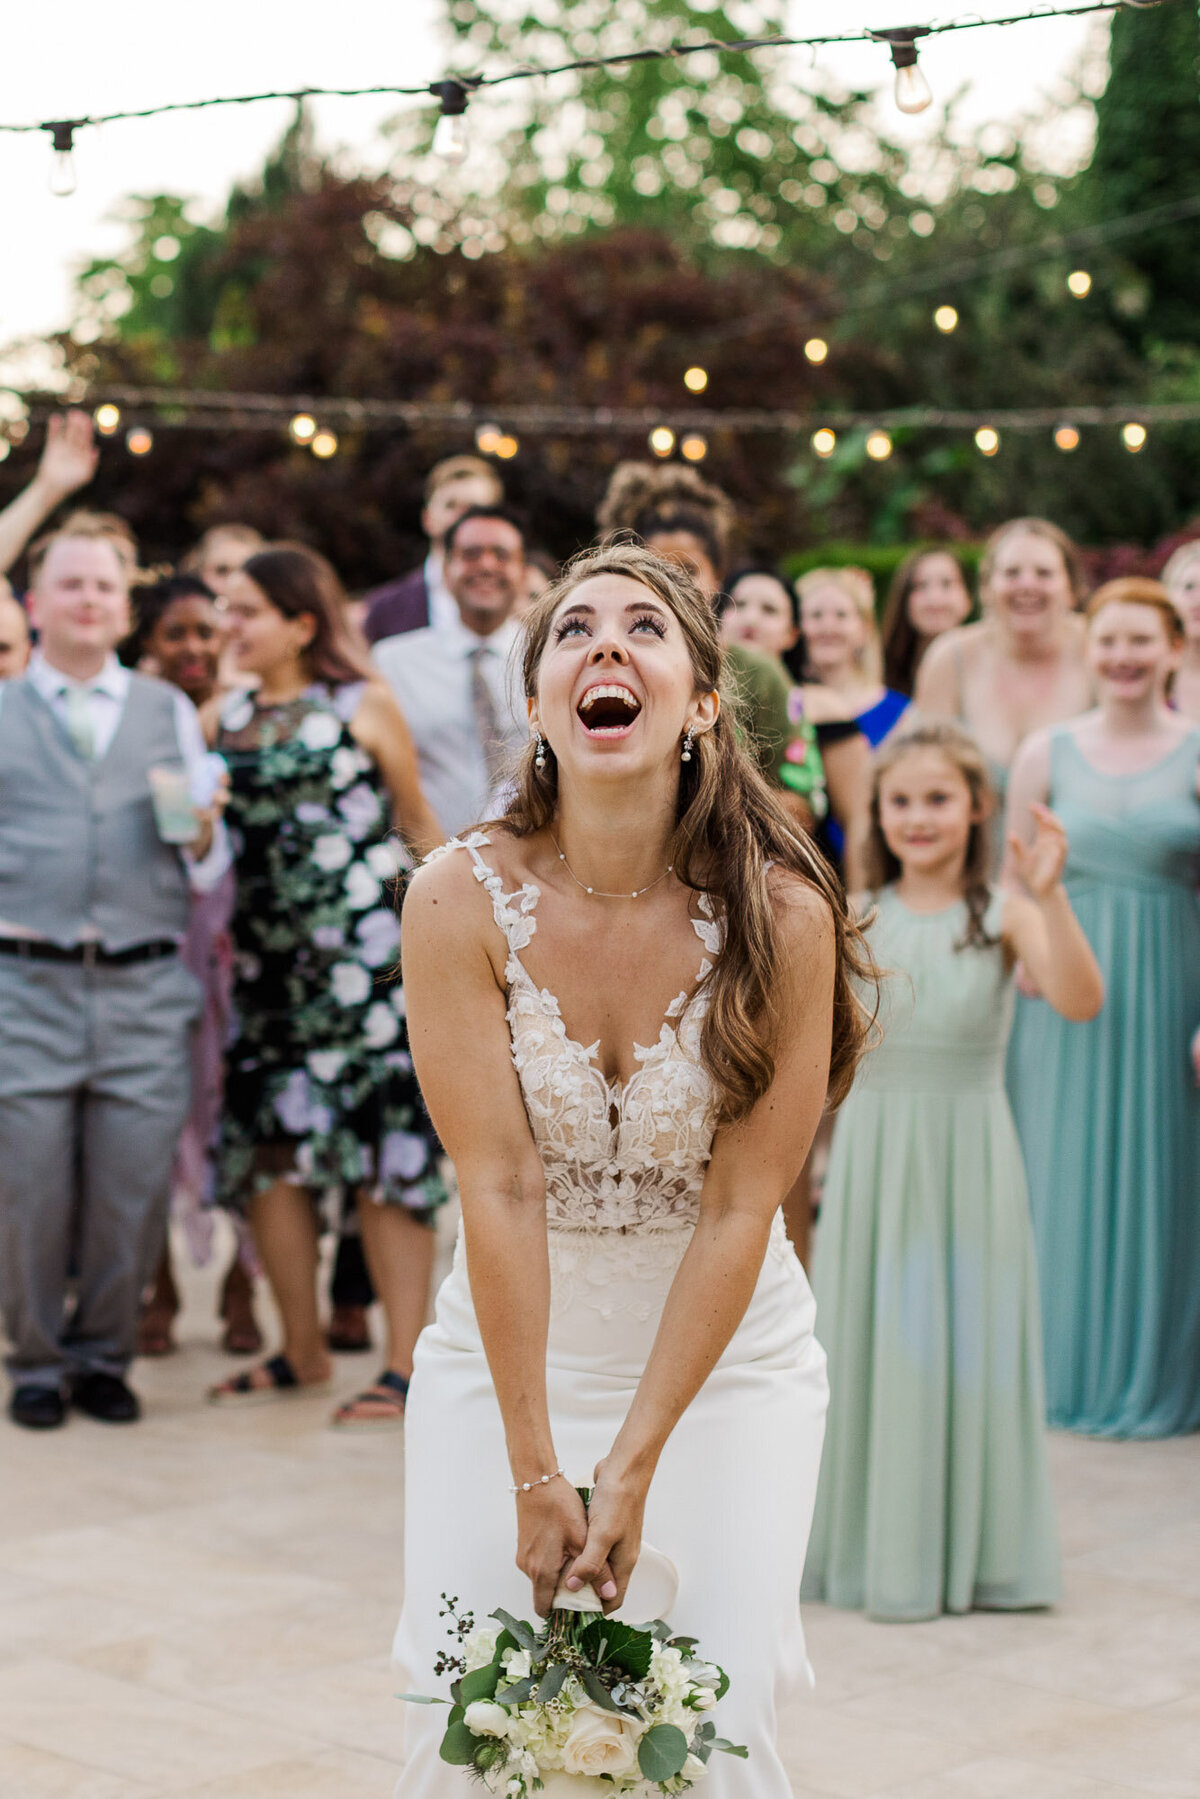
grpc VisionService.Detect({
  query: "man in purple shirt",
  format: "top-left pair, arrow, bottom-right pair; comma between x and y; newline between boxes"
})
362,454 -> 504,645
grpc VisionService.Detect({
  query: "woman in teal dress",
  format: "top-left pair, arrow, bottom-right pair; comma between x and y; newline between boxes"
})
1006,578 -> 1200,1438
803,723 -> 1102,1620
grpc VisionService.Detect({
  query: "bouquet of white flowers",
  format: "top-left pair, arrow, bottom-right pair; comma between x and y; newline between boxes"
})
402,1587 -> 747,1795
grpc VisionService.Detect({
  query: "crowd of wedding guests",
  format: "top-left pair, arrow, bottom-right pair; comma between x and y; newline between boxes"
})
1,411 -> 1197,1625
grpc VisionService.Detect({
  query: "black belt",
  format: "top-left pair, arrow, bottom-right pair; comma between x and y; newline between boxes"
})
0,938 -> 178,968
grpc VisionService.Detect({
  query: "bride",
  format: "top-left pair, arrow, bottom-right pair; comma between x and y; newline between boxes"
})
393,542 -> 874,1795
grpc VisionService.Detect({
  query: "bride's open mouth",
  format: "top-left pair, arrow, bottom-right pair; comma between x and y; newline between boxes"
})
576,682 -> 642,738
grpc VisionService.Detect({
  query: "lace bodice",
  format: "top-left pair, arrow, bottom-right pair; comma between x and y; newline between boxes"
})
429,833 -> 722,1235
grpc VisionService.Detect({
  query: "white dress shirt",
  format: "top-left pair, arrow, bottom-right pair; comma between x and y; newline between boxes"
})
373,613 -> 527,838
424,551 -> 461,634
0,654 -> 231,943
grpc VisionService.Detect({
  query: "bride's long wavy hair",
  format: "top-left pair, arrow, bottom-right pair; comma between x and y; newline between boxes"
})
502,541 -> 878,1122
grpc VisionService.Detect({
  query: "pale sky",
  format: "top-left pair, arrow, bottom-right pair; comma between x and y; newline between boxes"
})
0,2 -> 1101,361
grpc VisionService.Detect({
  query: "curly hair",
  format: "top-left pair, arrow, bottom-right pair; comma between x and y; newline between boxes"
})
596,462 -> 738,573
501,540 -> 879,1122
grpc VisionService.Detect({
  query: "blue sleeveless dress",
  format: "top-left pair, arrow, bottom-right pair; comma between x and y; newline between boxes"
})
1008,728 -> 1200,1438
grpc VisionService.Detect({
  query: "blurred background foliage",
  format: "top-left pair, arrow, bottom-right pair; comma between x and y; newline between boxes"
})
4,1 -> 1200,585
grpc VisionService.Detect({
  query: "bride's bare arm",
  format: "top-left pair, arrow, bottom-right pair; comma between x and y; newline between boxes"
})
567,874 -> 837,1610
401,853 -> 598,1615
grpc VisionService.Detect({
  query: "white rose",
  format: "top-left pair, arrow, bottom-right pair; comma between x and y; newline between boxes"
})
683,1753 -> 707,1780
312,833 -> 352,871
330,961 -> 371,1006
463,1627 -> 501,1672
560,1702 -> 644,1779
297,709 -> 342,751
464,1700 -> 511,1739
689,1685 -> 717,1711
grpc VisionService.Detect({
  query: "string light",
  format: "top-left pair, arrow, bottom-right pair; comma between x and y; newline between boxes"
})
494,433 -> 519,459
812,428 -> 837,458
311,428 -> 339,458
126,426 -> 153,456
870,27 -> 934,115
975,426 -> 1000,456
1054,424 -> 1081,451
46,120 -> 78,197
680,434 -> 708,462
934,305 -> 959,334
94,403 -> 121,435
1067,269 -> 1093,298
649,426 -> 675,457
1121,422 -> 1147,452
804,338 -> 829,365
431,79 -> 472,165
865,430 -> 893,461
683,367 -> 709,394
289,412 -> 316,443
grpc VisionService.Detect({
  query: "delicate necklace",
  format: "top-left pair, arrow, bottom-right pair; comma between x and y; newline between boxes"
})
550,831 -> 673,900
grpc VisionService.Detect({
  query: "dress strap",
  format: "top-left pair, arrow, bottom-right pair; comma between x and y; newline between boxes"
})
422,832 -> 540,953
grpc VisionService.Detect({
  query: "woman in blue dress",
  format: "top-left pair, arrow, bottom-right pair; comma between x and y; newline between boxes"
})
1006,578 -> 1200,1438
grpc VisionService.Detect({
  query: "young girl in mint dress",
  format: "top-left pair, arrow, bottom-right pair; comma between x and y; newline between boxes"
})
803,722 -> 1102,1621
1006,579 -> 1200,1438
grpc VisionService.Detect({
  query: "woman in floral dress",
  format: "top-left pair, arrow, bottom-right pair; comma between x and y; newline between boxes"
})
206,545 -> 446,1425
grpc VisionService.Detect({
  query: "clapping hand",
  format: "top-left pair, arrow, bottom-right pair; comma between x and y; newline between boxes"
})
35,410 -> 98,501
1007,803 -> 1069,901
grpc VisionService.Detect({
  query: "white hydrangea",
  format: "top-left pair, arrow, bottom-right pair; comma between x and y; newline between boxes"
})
462,1627 -> 501,1672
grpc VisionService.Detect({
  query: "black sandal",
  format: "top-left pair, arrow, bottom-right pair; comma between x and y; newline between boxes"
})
331,1368 -> 410,1429
208,1352 -> 331,1405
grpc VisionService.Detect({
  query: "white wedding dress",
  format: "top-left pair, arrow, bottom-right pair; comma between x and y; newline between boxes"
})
393,835 -> 828,1796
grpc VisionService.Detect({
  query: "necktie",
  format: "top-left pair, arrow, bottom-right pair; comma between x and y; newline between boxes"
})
63,684 -> 96,760
469,645 -> 508,791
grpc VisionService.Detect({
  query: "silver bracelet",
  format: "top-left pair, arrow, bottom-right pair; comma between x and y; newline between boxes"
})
510,1465 -> 565,1495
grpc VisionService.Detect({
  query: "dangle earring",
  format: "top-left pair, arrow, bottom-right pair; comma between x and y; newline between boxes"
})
535,733 -> 547,772
681,728 -> 695,764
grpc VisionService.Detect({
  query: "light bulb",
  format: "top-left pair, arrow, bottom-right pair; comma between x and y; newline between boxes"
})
494,434 -> 519,460
649,427 -> 675,458
1054,424 -> 1080,453
47,120 -> 78,197
433,111 -> 469,164
811,429 -> 837,459
934,305 -> 958,334
475,423 -> 503,455
1067,269 -> 1092,298
804,337 -> 828,365
975,427 -> 1000,457
94,403 -> 121,436
126,427 -> 153,457
1121,423 -> 1147,453
893,61 -> 933,115
680,434 -> 708,462
865,430 -> 893,462
311,429 -> 339,459
289,413 -> 317,444
683,366 -> 708,393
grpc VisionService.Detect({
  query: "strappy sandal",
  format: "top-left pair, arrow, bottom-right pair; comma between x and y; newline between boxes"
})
331,1369 -> 409,1429
207,1352 -> 331,1405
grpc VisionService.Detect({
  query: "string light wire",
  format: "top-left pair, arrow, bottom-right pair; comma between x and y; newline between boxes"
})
0,4 -> 1160,142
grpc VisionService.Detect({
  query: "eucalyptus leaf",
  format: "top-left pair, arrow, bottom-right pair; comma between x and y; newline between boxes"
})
490,1609 -> 538,1653
711,1739 -> 749,1758
457,1662 -> 501,1704
495,1675 -> 537,1705
394,1692 -> 442,1704
439,1722 -> 481,1766
537,1662 -> 570,1702
579,1668 -> 622,1714
637,1723 -> 690,1781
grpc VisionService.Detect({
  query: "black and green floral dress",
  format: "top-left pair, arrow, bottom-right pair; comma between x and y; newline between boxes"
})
216,682 -> 446,1223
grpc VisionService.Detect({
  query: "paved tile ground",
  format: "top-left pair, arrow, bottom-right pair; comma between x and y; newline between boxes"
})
3,1217 -> 1199,1799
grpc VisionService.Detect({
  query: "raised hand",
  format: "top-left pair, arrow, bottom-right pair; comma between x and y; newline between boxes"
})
1007,802 -> 1069,901
35,410 -> 98,501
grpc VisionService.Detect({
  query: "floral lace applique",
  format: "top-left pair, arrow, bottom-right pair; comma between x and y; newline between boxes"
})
432,835 -> 722,1240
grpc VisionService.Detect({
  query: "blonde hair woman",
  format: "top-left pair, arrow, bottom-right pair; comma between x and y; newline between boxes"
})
1161,539 -> 1200,722
797,566 -> 911,746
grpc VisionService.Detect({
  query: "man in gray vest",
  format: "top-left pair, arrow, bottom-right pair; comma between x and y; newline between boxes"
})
0,530 -> 228,1430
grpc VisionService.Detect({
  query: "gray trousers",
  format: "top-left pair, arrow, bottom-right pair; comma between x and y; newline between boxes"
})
0,953 -> 201,1390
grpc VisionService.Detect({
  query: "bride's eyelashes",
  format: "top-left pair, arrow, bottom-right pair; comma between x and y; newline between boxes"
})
552,612 -> 667,643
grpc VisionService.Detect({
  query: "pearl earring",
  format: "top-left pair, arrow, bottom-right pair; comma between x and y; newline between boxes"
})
681,728 -> 695,763
535,733 -> 547,772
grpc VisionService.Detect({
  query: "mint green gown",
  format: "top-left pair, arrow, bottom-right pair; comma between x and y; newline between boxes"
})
803,887 -> 1060,1621
1007,727 -> 1200,1439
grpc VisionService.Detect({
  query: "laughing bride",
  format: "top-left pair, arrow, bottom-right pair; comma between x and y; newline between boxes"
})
393,541 -> 875,1796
